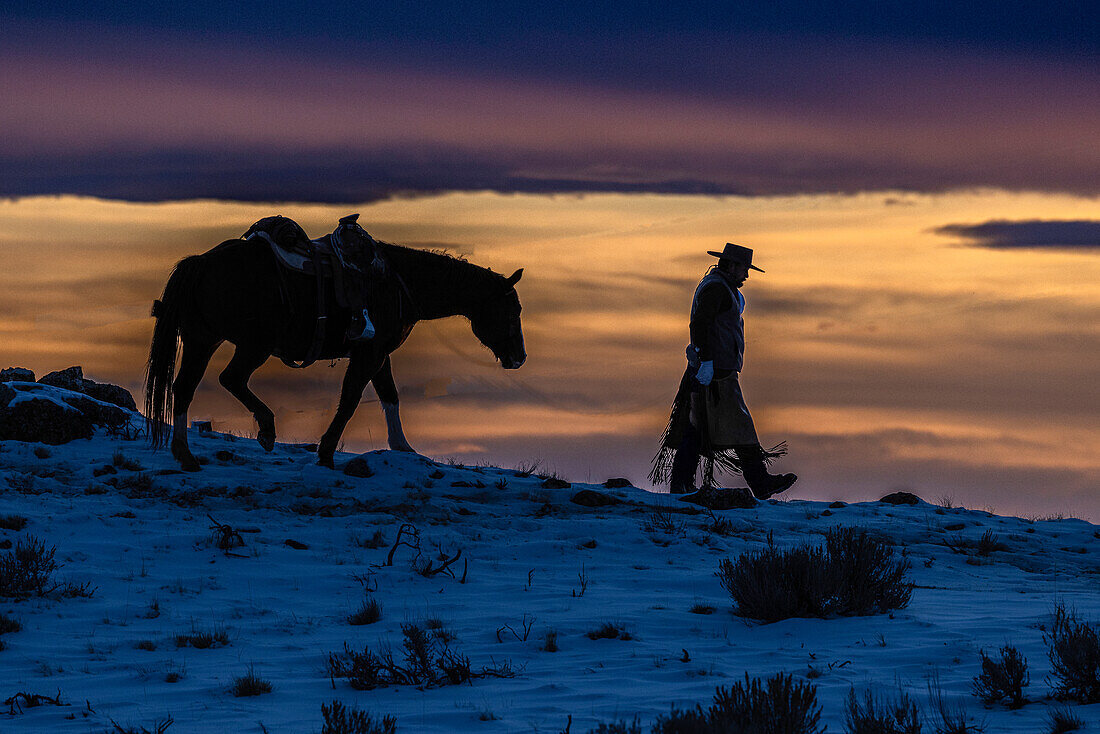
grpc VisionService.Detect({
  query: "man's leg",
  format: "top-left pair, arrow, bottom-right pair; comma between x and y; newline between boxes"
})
735,444 -> 797,500
669,420 -> 702,494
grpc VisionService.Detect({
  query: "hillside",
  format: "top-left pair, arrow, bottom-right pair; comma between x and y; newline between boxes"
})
0,395 -> 1097,732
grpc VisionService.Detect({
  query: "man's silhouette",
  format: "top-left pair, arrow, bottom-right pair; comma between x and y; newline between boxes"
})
652,243 -> 796,499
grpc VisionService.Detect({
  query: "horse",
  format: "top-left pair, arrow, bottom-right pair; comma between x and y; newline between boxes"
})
144,222 -> 525,470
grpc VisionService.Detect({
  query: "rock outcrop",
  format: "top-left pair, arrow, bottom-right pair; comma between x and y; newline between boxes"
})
0,366 -> 138,445
38,366 -> 137,411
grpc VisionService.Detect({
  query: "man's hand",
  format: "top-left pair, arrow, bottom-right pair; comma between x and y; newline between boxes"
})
695,360 -> 714,386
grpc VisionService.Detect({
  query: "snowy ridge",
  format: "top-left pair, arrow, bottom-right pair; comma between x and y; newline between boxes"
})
0,426 -> 1097,733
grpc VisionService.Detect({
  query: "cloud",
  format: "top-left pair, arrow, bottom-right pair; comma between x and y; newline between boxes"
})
1,24 -> 1097,202
934,220 -> 1100,249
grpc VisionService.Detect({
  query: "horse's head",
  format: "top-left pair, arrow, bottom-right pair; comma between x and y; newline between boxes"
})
469,269 -> 526,369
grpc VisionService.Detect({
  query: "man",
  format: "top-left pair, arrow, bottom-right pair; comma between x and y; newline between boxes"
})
651,243 -> 796,499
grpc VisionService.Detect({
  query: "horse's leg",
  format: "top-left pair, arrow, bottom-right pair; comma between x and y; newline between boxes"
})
317,349 -> 386,469
218,345 -> 276,452
370,355 -> 416,453
171,337 -> 220,472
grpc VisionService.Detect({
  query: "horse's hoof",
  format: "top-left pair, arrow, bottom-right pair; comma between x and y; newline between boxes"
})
317,455 -> 335,469
258,430 -> 275,452
389,443 -> 417,453
172,442 -> 201,472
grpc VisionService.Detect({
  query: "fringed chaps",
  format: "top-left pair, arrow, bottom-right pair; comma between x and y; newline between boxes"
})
649,367 -> 786,488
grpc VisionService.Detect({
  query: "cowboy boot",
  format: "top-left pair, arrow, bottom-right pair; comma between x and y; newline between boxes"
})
347,308 -> 376,341
735,444 -> 797,500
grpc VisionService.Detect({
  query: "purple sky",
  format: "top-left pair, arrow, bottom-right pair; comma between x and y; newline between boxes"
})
2,6 -> 1097,201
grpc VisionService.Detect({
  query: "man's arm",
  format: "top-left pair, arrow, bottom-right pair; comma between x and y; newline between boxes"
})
690,282 -> 732,361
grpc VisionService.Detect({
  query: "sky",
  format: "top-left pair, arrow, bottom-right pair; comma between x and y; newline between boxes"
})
0,2 -> 1097,518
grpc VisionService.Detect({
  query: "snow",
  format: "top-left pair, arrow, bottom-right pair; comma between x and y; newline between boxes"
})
0,427 -> 1097,733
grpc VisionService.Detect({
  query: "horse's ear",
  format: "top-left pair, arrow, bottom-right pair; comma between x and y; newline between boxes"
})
504,268 -> 523,288
339,213 -> 360,225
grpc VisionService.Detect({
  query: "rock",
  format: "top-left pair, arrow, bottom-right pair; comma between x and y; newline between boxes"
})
343,456 -> 374,478
38,366 -> 137,411
0,397 -> 93,444
603,477 -> 632,489
93,465 -> 118,477
0,367 -> 34,382
284,539 -> 309,550
541,477 -> 571,489
828,501 -> 846,509
0,384 -> 14,409
571,489 -> 619,507
61,395 -> 129,431
39,366 -> 85,392
945,523 -> 966,531
84,382 -> 137,412
677,486 -> 757,510
879,491 -> 922,506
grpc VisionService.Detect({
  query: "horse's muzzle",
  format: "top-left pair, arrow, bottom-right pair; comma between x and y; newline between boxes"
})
502,354 -> 526,369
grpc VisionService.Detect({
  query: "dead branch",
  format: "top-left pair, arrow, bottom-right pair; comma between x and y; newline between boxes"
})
384,524 -> 421,566
206,514 -> 245,553
5,689 -> 64,714
417,548 -> 463,578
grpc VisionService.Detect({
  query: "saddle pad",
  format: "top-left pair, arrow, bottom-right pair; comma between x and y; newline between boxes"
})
248,231 -> 336,276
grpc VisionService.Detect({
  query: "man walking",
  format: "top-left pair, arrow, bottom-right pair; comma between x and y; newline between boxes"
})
651,243 -> 796,499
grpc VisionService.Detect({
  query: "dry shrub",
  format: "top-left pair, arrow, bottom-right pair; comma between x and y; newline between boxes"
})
1046,705 -> 1084,734
0,535 -> 58,597
231,664 -> 272,697
0,515 -> 27,531
0,613 -> 21,635
348,597 -> 382,626
332,623 -> 515,690
321,700 -> 396,734
175,626 -> 230,649
586,622 -> 631,641
717,528 -> 912,622
652,674 -> 823,734
844,688 -> 922,733
972,645 -> 1029,708
112,450 -> 143,471
1046,604 -> 1100,703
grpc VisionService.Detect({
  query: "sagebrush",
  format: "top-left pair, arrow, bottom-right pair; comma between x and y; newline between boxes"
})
321,700 -> 396,734
717,528 -> 912,621
650,674 -> 824,734
844,688 -> 921,734
972,645 -> 1028,708
1046,604 -> 1100,703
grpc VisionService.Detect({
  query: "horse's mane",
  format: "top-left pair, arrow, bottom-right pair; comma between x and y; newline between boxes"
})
375,240 -> 508,291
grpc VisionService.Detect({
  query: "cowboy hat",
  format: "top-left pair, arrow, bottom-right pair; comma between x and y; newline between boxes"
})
707,243 -> 764,272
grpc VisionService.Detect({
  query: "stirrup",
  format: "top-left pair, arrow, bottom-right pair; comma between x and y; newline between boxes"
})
347,309 -> 376,341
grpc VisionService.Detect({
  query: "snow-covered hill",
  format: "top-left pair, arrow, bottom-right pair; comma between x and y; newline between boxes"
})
0,416 -> 1097,733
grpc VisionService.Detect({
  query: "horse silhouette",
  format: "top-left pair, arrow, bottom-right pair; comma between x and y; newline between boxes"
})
144,225 -> 525,470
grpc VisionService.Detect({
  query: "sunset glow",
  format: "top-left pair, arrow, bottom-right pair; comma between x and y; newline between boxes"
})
1,190 -> 1096,518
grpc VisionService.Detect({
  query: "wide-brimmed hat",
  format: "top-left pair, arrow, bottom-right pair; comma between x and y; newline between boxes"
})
707,242 -> 764,272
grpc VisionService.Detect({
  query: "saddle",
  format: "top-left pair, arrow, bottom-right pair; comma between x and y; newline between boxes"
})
243,214 -> 375,369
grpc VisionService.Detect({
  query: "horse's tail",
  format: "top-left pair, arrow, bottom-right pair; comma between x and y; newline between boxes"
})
144,256 -> 206,448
